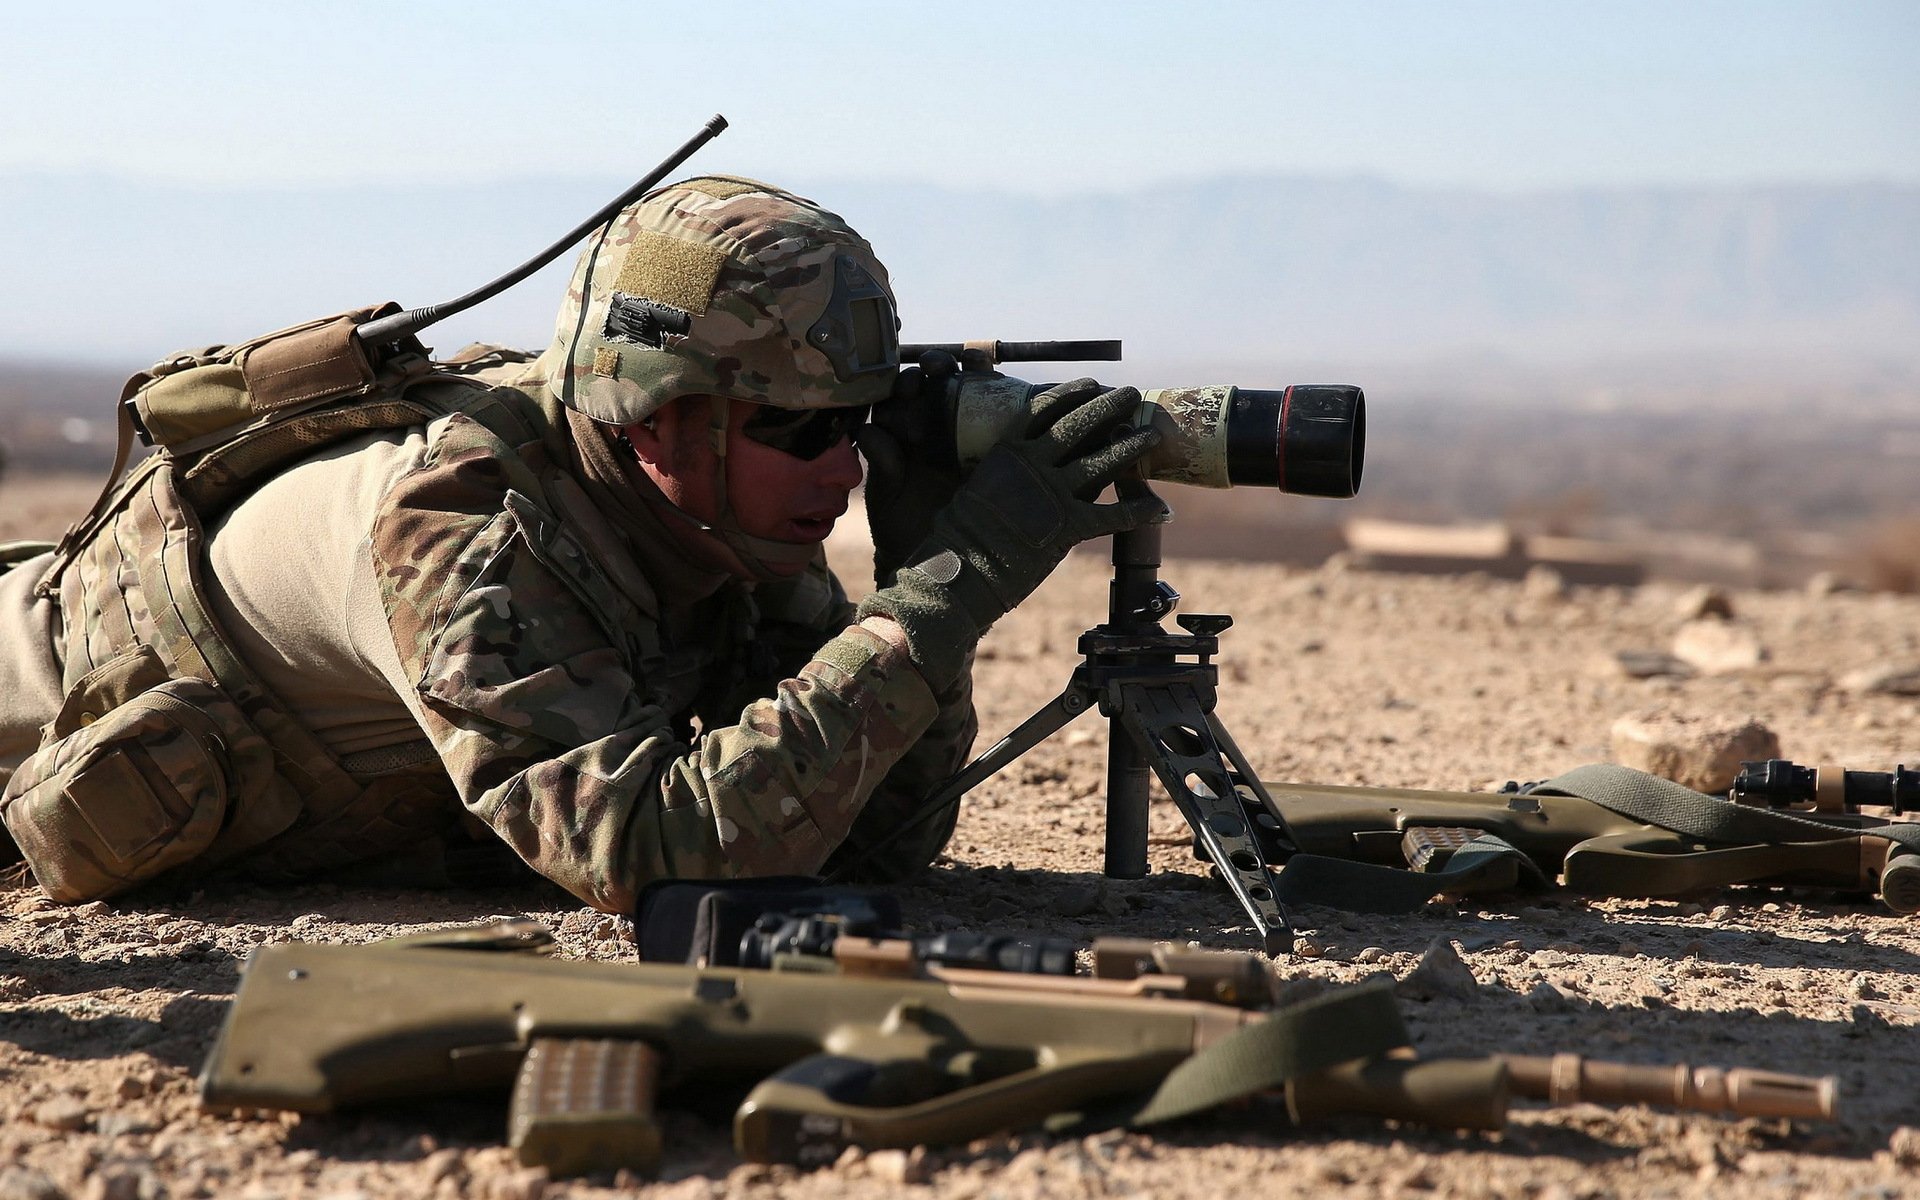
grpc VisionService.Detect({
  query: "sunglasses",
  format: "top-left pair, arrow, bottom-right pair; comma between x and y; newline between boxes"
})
740,404 -> 871,461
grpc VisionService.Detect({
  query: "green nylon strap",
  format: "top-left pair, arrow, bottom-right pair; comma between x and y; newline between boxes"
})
1534,763 -> 1920,855
1274,834 -> 1546,915
1124,977 -> 1409,1128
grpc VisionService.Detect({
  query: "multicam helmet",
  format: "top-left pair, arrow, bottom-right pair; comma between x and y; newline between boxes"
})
542,175 -> 900,425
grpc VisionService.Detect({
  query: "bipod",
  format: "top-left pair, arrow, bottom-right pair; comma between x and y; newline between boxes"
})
836,520 -> 1300,955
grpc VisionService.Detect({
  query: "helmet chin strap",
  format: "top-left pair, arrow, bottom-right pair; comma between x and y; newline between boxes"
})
647,395 -> 820,582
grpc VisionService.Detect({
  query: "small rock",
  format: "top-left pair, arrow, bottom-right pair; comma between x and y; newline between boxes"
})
1674,584 -> 1735,621
95,1113 -> 158,1139
1051,883 -> 1104,919
1848,974 -> 1883,1001
1396,938 -> 1480,1002
1841,663 -> 1920,697
1609,712 -> 1781,793
0,1169 -> 65,1200
421,1150 -> 464,1185
1889,1126 -> 1920,1167
1523,565 -> 1567,602
1804,570 -> 1855,598
34,1098 -> 91,1132
1529,950 -> 1571,968
1527,980 -> 1579,1012
1294,938 -> 1326,959
1671,618 -> 1767,673
80,1163 -> 160,1200
113,1074 -> 148,1101
1603,649 -> 1695,680
1353,946 -> 1387,964
976,896 -> 1020,921
866,1147 -> 932,1185
484,1167 -> 548,1200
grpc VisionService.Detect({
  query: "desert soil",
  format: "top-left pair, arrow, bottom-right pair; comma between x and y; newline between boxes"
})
2,476 -> 1918,1199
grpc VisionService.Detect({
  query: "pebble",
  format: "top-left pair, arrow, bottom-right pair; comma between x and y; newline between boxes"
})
34,1098 -> 91,1132
1529,950 -> 1571,968
1353,946 -> 1387,964
1848,974 -> 1882,1000
0,1168 -> 65,1200
1673,584 -> 1735,620
1841,663 -> 1920,696
422,1150 -> 464,1185
80,1162 -> 159,1200
1395,938 -> 1480,1002
482,1167 -> 548,1200
1889,1126 -> 1920,1167
866,1147 -> 932,1185
1670,618 -> 1768,674
1294,938 -> 1327,959
1604,649 -> 1695,680
95,1113 -> 158,1139
1526,980 -> 1580,1011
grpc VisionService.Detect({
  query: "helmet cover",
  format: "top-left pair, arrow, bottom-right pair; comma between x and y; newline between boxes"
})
542,175 -> 899,425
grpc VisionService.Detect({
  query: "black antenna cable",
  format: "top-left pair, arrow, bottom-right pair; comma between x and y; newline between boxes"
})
356,114 -> 728,351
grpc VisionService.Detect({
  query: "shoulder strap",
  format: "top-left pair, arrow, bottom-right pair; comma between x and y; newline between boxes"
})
1532,763 -> 1920,854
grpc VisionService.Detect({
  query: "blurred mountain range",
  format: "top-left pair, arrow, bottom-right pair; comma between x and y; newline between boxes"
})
2,172 -> 1915,392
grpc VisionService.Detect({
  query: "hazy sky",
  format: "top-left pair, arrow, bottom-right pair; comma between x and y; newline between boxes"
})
4,1 -> 1915,193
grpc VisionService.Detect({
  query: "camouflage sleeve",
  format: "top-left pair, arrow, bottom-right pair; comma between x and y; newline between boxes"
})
372,423 -> 948,914
735,559 -> 978,878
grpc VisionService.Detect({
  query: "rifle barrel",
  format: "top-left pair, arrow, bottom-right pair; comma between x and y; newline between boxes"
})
1499,1053 -> 1837,1121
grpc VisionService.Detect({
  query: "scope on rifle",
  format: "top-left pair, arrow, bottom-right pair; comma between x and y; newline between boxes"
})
893,344 -> 1364,498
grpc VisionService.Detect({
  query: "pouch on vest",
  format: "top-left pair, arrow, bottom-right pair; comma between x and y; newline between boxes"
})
0,669 -> 299,903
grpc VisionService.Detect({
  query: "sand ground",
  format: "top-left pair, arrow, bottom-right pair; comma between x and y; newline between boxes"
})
2,477 -> 1918,1199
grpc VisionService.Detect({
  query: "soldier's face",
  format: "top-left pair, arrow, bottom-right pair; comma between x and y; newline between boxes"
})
625,396 -> 865,561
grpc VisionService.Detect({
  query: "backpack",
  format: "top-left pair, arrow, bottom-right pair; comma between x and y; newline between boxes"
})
3,305 -> 552,901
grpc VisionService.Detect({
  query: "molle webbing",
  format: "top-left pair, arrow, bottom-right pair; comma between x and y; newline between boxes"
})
41,329 -> 558,881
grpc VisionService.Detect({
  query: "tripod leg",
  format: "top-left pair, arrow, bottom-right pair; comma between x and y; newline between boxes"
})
1116,683 -> 1296,956
1105,729 -> 1152,879
1205,713 -> 1300,862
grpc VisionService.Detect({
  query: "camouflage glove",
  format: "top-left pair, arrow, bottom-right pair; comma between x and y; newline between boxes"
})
856,379 -> 1167,688
856,369 -> 966,586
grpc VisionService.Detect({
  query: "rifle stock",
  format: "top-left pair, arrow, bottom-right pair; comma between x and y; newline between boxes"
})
1264,780 -> 1914,907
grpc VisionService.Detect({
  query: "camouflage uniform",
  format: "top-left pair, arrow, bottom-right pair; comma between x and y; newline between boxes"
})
0,178 -> 975,910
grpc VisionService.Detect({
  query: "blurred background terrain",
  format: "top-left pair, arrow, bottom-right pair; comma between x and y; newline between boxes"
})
2,2 -> 1915,589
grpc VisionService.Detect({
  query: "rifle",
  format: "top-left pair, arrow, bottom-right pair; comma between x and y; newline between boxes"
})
198,921 -> 1836,1178
1249,759 -> 1920,915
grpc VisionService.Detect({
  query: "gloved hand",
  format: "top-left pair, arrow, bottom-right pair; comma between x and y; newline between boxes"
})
856,378 -> 1167,688
856,366 -> 967,586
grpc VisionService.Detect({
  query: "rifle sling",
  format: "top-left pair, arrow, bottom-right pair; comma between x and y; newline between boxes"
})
1048,978 -> 1409,1133
1530,763 -> 1920,855
1272,835 -> 1546,916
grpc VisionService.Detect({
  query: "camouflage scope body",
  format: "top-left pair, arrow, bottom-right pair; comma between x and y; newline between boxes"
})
945,373 -> 1365,497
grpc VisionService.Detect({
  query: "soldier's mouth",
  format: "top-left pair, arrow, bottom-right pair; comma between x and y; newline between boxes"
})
788,515 -> 838,541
